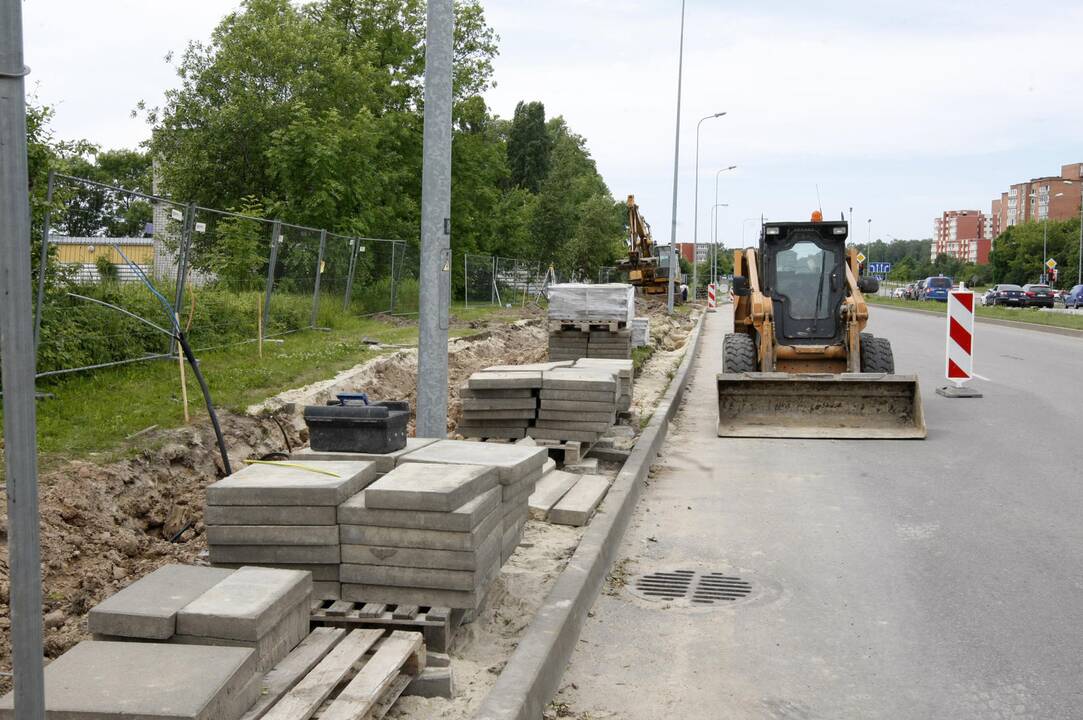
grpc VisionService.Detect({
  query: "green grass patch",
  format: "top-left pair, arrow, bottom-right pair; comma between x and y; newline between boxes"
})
631,345 -> 654,375
867,294 -> 1083,331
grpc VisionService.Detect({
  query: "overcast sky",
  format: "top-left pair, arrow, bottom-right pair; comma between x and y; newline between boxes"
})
22,0 -> 1083,246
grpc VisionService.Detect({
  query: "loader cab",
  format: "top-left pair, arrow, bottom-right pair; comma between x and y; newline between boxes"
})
760,220 -> 849,345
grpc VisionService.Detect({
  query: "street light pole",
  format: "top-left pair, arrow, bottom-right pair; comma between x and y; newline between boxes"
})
666,0 -> 687,313
710,202 -> 728,285
867,218 -> 873,268
692,113 -> 726,300
713,165 -> 736,285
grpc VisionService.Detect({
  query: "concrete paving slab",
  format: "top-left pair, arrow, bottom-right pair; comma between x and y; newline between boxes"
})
173,602 -> 309,672
548,475 -> 611,526
462,398 -> 538,410
467,371 -> 543,389
529,470 -> 581,520
543,457 -> 556,474
481,361 -> 574,372
459,386 -> 534,399
535,419 -> 613,432
339,485 -> 500,532
537,399 -> 618,412
528,427 -> 602,443
206,461 -> 377,506
0,640 -> 258,720
87,564 -> 233,640
365,462 -> 498,512
340,505 -> 501,551
177,566 -> 312,642
457,427 -> 528,439
340,556 -> 493,591
289,437 -> 437,474
539,389 -> 618,402
207,525 -> 339,546
211,562 -> 339,582
209,545 -> 340,565
537,410 -> 615,422
205,504 -> 338,526
460,409 -> 537,419
564,457 -> 600,474
399,439 -> 548,484
312,581 -> 341,600
573,358 -> 632,376
341,527 -> 499,571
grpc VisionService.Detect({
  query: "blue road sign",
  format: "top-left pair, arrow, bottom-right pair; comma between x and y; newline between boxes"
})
869,262 -> 893,274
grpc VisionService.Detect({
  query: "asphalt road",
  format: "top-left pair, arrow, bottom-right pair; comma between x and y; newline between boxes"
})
556,306 -> 1082,720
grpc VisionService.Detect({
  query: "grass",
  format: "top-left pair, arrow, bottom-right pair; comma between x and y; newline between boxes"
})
867,294 -> 1083,331
3,302 -> 519,468
631,345 -> 655,375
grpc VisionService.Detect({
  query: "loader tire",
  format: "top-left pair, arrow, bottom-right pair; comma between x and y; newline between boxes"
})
723,333 -> 758,373
860,335 -> 895,373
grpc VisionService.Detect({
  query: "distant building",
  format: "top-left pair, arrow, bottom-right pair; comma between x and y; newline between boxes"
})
674,242 -> 710,264
932,210 -> 992,265
51,237 -> 155,282
990,162 -> 1083,233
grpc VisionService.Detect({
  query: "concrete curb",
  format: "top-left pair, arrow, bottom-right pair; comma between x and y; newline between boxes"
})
871,302 -> 1083,338
475,311 -> 708,720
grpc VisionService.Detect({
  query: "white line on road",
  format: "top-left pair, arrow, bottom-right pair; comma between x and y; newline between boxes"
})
973,373 -> 992,382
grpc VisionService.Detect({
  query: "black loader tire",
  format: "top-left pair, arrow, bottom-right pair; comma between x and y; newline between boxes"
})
860,335 -> 895,373
723,333 -> 758,373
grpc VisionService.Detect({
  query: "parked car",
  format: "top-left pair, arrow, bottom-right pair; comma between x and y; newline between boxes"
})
919,276 -> 952,301
1063,284 -> 1083,309
912,279 -> 926,300
892,287 -> 907,298
1021,284 -> 1055,308
982,284 -> 1025,307
904,283 -> 918,299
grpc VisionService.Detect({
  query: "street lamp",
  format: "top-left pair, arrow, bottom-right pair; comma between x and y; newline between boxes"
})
867,218 -> 872,268
1030,187 -> 1065,284
710,202 -> 729,285
741,217 -> 763,246
691,113 -> 727,299
665,0 -> 687,313
712,165 -> 737,285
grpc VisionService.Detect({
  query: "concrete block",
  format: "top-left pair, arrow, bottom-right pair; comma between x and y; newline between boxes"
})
341,579 -> 491,610
542,457 -> 556,474
573,358 -> 633,377
461,398 -> 537,410
564,457 -> 600,474
207,524 -> 339,546
212,562 -> 339,582
516,436 -> 538,446
173,601 -> 309,673
540,369 -> 617,392
460,409 -> 537,419
87,564 -> 233,640
481,361 -> 574,372
399,439 -> 548,485
548,475 -> 611,527
177,566 -> 312,642
289,437 -> 437,474
312,581 -> 341,600
535,419 -> 613,432
341,560 -> 490,591
537,399 -> 618,413
342,527 -> 499,571
205,504 -> 338,526
206,461 -> 377,506
536,410 -> 615,422
209,545 -> 340,565
459,386 -> 533,399
528,470 -> 580,520
338,485 -> 499,532
340,506 -> 501,551
426,651 -> 451,667
457,417 -> 532,427
365,462 -> 498,512
538,388 -> 616,402
405,667 -> 454,699
457,427 -> 527,439
467,371 -> 542,389
527,427 -> 602,443
0,640 -> 258,720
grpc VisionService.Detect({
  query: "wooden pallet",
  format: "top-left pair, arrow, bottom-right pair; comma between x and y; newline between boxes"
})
531,438 -> 595,465
244,627 -> 424,720
310,600 -> 462,654
548,319 -> 628,333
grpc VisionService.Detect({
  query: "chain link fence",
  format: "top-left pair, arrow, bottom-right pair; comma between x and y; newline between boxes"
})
31,173 -> 410,378
462,254 -> 557,307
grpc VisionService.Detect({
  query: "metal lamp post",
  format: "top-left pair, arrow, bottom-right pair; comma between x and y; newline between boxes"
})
691,113 -> 727,300
710,202 -> 728,285
665,0 -> 687,313
712,165 -> 736,285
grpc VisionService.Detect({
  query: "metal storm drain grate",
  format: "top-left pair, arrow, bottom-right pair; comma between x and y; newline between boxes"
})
630,570 -> 753,605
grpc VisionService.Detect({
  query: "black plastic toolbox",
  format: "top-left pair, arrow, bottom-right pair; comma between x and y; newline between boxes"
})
303,399 -> 409,453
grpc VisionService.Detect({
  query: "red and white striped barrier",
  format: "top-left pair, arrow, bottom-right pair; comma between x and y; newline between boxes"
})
707,283 -> 717,311
945,289 -> 974,384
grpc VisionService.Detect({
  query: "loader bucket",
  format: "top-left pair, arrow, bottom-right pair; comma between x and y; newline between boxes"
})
717,372 -> 926,439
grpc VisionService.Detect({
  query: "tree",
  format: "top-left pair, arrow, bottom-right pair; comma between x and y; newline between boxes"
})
59,149 -> 153,237
990,218 -> 1081,287
507,101 -> 551,193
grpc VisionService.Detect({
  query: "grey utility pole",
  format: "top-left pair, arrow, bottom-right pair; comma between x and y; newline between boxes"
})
0,0 -> 48,716
666,0 -> 687,313
691,112 -> 725,301
712,165 -> 736,285
416,0 -> 453,438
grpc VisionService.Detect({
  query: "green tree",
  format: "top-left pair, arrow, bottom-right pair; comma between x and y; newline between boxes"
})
204,196 -> 269,290
507,101 -> 551,193
59,149 -> 153,237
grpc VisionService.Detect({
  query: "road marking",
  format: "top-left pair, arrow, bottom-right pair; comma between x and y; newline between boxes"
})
973,373 -> 992,382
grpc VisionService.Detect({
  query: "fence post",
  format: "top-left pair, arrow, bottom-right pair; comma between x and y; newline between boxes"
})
169,203 -> 195,355
343,238 -> 358,311
463,253 -> 469,308
389,241 -> 399,313
33,170 -> 54,352
310,229 -> 326,328
262,220 -> 281,337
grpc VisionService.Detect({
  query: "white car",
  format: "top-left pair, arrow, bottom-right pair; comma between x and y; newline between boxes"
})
892,287 -> 907,298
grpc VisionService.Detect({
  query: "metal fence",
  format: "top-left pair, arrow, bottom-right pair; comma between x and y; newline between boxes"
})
31,173 -> 411,378
462,253 -> 555,307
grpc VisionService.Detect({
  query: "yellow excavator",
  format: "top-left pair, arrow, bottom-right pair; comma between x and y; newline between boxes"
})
618,195 -> 675,295
718,212 -> 926,439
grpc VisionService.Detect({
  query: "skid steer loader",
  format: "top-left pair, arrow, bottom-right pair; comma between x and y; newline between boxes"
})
718,213 -> 926,439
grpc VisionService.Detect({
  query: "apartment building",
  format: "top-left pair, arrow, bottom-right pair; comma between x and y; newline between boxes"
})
990,163 -> 1083,233
932,210 -> 992,264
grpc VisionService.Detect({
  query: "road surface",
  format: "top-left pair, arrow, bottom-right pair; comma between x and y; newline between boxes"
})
556,306 -> 1082,719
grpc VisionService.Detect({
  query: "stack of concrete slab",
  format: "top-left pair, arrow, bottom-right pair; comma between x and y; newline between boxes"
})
0,640 -> 260,720
547,329 -> 590,361
289,437 -> 436,477
548,283 -> 635,324
89,564 -> 313,673
631,317 -> 650,347
205,460 -> 377,600
338,462 -> 501,610
573,358 -> 633,413
530,367 -> 619,444
458,370 -> 542,439
399,440 -> 549,564
584,328 -> 632,359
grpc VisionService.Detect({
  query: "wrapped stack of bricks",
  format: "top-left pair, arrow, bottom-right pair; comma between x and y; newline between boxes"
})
547,283 -> 636,361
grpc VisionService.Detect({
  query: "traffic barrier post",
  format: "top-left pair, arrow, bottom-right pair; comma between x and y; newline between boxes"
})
936,289 -> 983,398
707,282 -> 717,312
